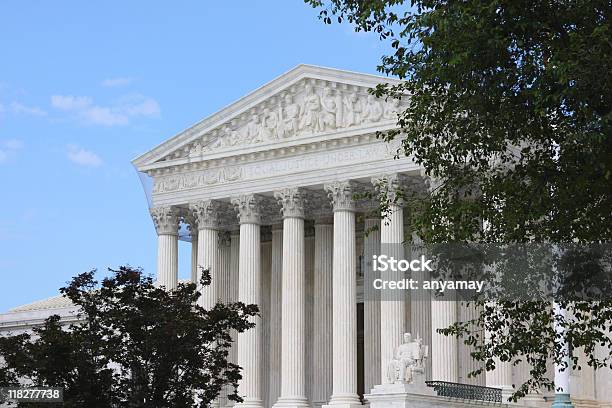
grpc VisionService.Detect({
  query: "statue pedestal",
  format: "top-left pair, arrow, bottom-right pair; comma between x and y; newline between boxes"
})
365,383 -> 436,408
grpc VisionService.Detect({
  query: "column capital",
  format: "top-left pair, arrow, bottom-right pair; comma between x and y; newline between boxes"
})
371,173 -> 404,205
183,213 -> 199,240
150,206 -> 180,235
190,200 -> 220,230
274,187 -> 305,219
271,222 -> 284,232
231,193 -> 262,224
324,180 -> 357,212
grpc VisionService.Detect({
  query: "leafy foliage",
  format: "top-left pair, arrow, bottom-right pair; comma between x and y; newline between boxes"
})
0,266 -> 258,408
307,0 -> 612,400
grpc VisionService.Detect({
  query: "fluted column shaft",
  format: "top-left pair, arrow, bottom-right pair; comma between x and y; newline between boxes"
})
227,231 -> 240,408
269,225 -> 283,406
274,187 -> 308,408
197,227 -> 219,309
191,237 -> 198,283
458,303 -> 485,385
261,239 -> 272,408
233,195 -> 264,408
363,218 -> 381,393
324,181 -> 360,408
150,206 -> 179,290
313,220 -> 333,407
486,356 -> 512,393
190,200 -> 220,309
305,233 -> 315,404
157,234 -> 178,289
379,202 -> 406,384
410,233 -> 432,380
431,298 -> 458,382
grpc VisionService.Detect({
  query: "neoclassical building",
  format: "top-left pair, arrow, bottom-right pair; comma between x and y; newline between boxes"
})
1,65 -> 610,408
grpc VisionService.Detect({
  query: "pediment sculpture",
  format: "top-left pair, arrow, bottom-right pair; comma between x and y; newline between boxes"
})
186,80 -> 403,158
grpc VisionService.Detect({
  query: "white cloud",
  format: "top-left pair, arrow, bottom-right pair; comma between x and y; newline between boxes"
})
51,95 -> 93,111
82,106 -> 129,126
121,96 -> 160,117
3,139 -> 24,150
0,138 -> 24,164
66,144 -> 103,167
10,102 -> 47,117
50,94 -> 160,126
101,77 -> 133,87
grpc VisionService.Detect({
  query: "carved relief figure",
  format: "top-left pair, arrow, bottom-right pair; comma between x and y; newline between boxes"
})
261,108 -> 279,141
319,88 -> 337,131
383,98 -> 401,120
343,92 -> 363,127
279,93 -> 299,138
363,94 -> 383,123
299,84 -> 322,133
244,113 -> 263,144
386,332 -> 428,384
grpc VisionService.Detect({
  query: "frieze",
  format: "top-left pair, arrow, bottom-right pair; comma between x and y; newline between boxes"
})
152,142 -> 393,194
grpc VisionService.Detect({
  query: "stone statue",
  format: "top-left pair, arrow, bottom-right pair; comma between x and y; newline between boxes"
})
386,332 -> 428,384
363,94 -> 383,123
319,88 -> 337,131
299,84 -> 322,133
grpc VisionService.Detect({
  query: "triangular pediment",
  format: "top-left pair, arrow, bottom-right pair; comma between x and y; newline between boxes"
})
132,64 -> 404,171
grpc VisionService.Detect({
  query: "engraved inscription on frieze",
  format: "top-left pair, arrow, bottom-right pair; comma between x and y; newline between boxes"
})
152,142 -> 394,193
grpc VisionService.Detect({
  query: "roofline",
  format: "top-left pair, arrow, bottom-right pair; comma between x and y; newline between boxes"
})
131,64 -> 400,169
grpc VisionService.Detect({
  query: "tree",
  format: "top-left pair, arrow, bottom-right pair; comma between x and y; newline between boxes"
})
0,266 -> 258,408
307,0 -> 611,400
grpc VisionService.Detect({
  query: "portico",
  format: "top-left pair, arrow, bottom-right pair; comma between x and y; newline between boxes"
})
133,65 -> 531,407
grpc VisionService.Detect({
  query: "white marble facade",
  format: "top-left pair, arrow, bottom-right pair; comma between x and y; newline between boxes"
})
1,65 -> 611,408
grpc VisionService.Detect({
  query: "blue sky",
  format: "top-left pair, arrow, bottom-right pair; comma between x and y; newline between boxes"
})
0,1 -> 391,311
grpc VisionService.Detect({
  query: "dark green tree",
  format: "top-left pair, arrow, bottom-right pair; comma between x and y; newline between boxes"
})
307,0 -> 611,400
0,266 -> 258,408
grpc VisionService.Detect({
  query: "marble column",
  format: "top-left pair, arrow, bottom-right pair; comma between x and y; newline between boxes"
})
269,224 -> 283,406
409,232 -> 432,380
218,232 -> 232,408
150,206 -> 179,290
187,217 -> 199,284
484,307 -> 513,398
226,230 -> 240,408
324,181 -> 360,408
458,302 -> 485,385
261,236 -> 272,408
273,187 -> 308,408
313,219 -> 333,407
305,229 -> 315,404
486,356 -> 512,399
372,174 -> 406,385
431,298 -> 459,382
232,194 -> 264,408
363,218 -> 381,393
190,200 -> 220,309
552,303 -> 574,408
218,232 -> 232,303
